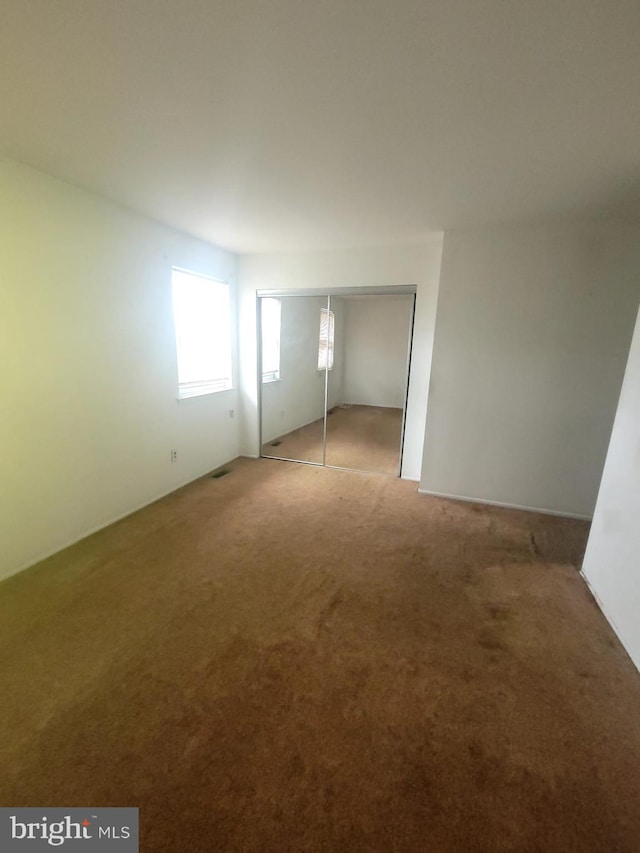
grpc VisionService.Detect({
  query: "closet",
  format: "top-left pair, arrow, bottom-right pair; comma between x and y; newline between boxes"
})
258,287 -> 415,476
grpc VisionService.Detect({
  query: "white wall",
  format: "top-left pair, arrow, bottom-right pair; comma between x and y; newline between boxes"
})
582,306 -> 640,671
0,157 -> 239,580
238,239 -> 444,480
420,223 -> 640,517
343,295 -> 413,408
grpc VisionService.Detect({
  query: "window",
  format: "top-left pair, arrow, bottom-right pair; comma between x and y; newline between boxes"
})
318,307 -> 335,371
261,298 -> 281,382
171,268 -> 232,398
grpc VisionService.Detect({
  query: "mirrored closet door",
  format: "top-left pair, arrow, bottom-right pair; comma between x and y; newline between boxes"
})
259,288 -> 415,476
260,294 -> 329,464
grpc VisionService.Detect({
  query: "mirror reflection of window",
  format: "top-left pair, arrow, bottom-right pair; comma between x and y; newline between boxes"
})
261,298 -> 281,382
318,308 -> 335,371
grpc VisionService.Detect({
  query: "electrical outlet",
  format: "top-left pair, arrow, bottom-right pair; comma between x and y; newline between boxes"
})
170,449 -> 177,462
228,409 -> 234,419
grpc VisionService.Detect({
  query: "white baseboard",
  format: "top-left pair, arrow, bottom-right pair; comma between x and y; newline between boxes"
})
417,488 -> 592,521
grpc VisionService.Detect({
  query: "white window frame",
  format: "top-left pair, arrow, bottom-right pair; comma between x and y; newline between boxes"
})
318,307 -> 335,371
171,268 -> 233,399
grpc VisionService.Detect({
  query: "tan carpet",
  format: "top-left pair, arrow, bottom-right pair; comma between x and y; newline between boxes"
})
326,405 -> 402,473
1,458 -> 640,852
262,404 -> 403,474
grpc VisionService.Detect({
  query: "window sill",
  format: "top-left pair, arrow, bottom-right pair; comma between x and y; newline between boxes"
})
177,385 -> 233,400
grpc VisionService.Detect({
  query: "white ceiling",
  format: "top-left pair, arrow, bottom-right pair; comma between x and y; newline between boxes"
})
1,0 -> 639,253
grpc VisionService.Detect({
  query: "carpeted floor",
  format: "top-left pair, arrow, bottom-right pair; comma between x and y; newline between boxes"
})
1,458 -> 640,851
262,404 -> 403,474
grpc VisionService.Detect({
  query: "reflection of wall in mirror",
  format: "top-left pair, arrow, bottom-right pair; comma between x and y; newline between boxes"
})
261,297 -> 346,444
343,296 -> 413,408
